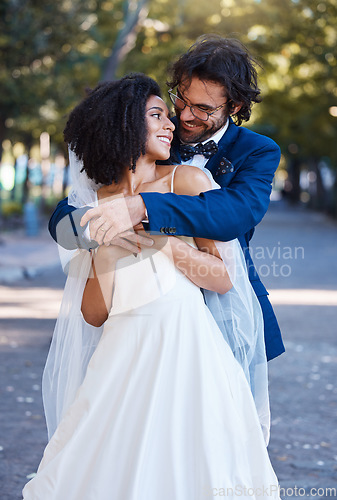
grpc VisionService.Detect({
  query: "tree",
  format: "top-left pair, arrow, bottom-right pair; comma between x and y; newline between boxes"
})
102,0 -> 149,81
244,0 -> 337,211
0,0 -> 102,146
2,0 -> 336,213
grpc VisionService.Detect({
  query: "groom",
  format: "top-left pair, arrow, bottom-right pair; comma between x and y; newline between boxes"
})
49,34 -> 284,361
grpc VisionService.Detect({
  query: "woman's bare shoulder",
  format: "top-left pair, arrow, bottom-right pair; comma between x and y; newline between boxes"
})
173,164 -> 212,196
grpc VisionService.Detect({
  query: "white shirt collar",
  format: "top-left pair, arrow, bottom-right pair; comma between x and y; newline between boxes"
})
201,119 -> 229,145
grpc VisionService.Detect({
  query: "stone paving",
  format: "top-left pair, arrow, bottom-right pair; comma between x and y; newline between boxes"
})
0,201 -> 336,499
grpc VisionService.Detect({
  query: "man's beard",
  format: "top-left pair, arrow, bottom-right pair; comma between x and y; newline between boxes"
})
177,114 -> 228,144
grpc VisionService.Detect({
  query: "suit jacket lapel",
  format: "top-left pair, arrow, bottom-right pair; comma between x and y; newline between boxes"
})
204,117 -> 240,175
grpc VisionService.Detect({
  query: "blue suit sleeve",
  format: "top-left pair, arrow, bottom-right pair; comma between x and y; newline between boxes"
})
48,197 -> 95,250
140,140 -> 280,241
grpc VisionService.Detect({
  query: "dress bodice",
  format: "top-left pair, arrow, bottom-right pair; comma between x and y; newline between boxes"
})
97,167 -> 199,317
109,236 -> 198,316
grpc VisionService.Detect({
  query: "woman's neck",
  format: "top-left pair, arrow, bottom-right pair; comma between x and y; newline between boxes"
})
101,158 -> 158,197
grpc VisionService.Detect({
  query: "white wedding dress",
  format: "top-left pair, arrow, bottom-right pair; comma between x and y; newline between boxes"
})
23,233 -> 280,500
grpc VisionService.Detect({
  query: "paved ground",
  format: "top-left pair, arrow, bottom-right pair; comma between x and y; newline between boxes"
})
0,221 -> 60,285
252,202 -> 337,499
0,201 -> 336,499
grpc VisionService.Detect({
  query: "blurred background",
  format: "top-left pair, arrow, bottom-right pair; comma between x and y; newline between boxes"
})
0,0 -> 336,231
1,1 -> 337,498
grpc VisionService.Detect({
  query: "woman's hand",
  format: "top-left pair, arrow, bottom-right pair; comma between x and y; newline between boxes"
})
134,229 -> 171,252
96,240 -> 137,263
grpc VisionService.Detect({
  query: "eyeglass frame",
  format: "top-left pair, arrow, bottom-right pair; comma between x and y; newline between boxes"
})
168,88 -> 230,122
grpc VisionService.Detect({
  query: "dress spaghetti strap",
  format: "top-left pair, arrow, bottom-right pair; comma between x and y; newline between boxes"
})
170,165 -> 179,193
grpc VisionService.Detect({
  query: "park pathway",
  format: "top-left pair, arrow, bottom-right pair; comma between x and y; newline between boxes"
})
0,200 -> 336,499
253,201 -> 337,499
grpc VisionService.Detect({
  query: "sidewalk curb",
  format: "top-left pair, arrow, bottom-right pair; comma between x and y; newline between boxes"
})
0,261 -> 62,285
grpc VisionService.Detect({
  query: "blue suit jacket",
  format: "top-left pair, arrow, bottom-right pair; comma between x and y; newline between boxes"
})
49,117 -> 285,361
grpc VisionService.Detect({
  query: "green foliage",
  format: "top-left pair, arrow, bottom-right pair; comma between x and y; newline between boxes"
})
1,0 -> 336,174
1,199 -> 23,217
245,0 -> 337,167
0,0 -> 106,145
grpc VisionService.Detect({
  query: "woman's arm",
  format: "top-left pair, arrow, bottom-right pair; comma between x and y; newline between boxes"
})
156,165 -> 232,294
81,245 -> 131,326
166,236 -> 232,294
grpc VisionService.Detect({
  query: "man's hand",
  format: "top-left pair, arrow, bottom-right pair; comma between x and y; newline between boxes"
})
80,195 -> 151,246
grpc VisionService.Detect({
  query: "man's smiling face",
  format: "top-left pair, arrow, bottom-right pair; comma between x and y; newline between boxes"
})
175,76 -> 230,143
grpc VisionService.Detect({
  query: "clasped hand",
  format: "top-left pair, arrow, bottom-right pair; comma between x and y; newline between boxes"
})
80,196 -> 168,255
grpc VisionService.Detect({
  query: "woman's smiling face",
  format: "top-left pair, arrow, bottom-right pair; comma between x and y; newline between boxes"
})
145,95 -> 175,161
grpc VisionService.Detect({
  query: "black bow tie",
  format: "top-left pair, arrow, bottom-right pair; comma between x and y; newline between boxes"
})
180,140 -> 218,161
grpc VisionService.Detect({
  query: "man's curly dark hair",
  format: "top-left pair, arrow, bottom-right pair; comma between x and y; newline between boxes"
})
63,73 -> 162,185
167,34 -> 262,126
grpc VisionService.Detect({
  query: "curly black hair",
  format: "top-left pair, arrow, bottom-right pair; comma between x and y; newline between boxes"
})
167,34 -> 262,125
63,73 -> 162,185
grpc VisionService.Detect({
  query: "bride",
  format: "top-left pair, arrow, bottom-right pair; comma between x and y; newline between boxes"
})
23,73 -> 280,500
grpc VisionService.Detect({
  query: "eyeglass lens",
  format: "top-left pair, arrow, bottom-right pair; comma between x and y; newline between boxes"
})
169,93 -> 209,121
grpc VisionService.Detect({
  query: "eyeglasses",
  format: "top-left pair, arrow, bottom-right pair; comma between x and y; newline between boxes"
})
168,89 -> 229,122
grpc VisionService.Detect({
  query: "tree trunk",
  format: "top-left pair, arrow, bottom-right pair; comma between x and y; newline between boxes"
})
62,162 -> 69,199
287,157 -> 301,203
313,159 -> 325,210
0,120 -> 6,214
333,177 -> 337,218
101,0 -> 149,82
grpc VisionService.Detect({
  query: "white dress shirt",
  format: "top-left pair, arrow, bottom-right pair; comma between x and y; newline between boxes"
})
182,119 -> 229,169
